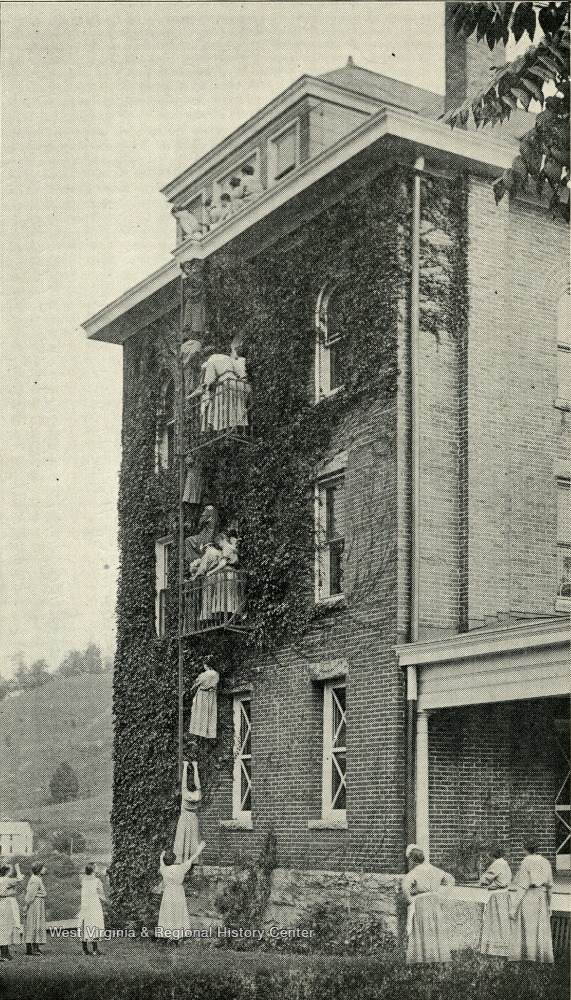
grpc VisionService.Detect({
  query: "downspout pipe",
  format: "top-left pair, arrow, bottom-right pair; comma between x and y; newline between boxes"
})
177,269 -> 186,781
405,155 -> 424,849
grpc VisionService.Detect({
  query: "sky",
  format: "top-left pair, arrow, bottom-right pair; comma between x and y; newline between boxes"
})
0,1 -> 445,674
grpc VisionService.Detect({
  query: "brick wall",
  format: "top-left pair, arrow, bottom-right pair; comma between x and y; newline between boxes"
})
428,696 -> 568,872
444,4 -> 505,114
465,180 -> 569,624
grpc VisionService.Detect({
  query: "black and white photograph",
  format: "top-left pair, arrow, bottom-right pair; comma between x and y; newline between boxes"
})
1,2 -> 569,997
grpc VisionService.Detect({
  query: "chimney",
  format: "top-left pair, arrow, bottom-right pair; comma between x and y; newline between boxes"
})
444,3 -> 505,114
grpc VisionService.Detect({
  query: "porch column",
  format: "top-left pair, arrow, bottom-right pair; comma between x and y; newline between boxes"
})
416,709 -> 430,856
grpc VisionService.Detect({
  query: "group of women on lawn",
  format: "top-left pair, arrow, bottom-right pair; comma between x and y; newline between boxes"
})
0,860 -> 107,961
0,861 -> 47,961
403,837 -> 555,965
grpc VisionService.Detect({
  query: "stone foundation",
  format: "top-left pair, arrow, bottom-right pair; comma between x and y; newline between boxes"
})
175,865 -> 403,937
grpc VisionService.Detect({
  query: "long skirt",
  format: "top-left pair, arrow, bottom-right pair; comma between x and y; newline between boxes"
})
480,890 -> 510,957
202,376 -> 249,432
10,898 -> 22,944
173,810 -> 200,864
25,898 -> 47,944
509,888 -> 554,963
0,898 -> 16,947
200,568 -> 243,621
188,687 -> 217,739
406,892 -> 452,964
158,884 -> 190,935
78,899 -> 105,941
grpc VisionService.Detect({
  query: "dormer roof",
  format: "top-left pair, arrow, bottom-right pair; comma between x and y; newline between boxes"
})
318,62 -> 444,118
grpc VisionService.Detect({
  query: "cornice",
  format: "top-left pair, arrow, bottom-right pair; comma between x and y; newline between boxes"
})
83,105 -> 520,344
396,618 -> 570,667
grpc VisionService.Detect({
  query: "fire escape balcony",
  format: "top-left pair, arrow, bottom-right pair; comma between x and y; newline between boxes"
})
186,378 -> 253,453
182,567 -> 247,636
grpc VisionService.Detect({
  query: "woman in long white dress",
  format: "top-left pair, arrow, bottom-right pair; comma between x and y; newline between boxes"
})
173,760 -> 202,863
77,864 -> 106,955
479,845 -> 512,958
402,845 -> 455,964
509,837 -> 554,963
157,844 -> 204,943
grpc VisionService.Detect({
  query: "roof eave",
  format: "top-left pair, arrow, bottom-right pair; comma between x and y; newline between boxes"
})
83,107 -> 520,344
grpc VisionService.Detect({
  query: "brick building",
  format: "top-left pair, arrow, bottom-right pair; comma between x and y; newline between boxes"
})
84,18 -> 570,908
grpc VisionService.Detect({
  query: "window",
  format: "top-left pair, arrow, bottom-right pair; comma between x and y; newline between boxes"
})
322,681 -> 347,821
315,283 -> 350,398
315,474 -> 345,601
557,292 -> 570,404
232,695 -> 252,822
557,478 -> 570,600
269,121 -> 299,181
156,378 -> 176,471
155,537 -> 173,637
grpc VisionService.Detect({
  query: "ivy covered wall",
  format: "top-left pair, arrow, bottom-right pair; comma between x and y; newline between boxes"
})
110,166 -> 468,919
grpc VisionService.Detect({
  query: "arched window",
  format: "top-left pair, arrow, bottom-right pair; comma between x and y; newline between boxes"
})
315,282 -> 350,399
156,377 -> 176,471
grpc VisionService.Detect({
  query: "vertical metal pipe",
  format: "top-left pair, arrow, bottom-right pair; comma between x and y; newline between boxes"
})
177,270 -> 186,781
410,155 -> 424,645
405,156 -> 424,853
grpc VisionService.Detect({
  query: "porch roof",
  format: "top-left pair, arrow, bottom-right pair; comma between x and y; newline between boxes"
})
396,618 -> 570,711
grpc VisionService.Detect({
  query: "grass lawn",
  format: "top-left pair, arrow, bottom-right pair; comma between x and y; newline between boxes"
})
0,936 -> 568,1000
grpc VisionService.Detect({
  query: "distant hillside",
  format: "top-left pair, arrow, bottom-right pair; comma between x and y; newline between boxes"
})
0,673 -> 113,846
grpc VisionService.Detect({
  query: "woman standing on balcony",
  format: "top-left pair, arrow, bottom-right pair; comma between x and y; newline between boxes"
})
509,837 -> 554,963
479,845 -> 512,958
402,845 -> 455,964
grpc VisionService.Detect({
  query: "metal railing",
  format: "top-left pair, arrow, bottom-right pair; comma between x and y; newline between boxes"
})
182,567 -> 247,635
186,377 -> 253,449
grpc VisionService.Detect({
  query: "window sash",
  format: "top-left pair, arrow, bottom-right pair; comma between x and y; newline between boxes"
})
322,682 -> 347,820
233,696 -> 252,819
155,539 -> 173,637
557,345 -> 570,401
316,476 -> 345,600
274,126 -> 297,179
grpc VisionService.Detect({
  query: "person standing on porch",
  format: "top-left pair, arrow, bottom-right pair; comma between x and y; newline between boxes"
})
401,845 -> 455,964
479,845 -> 512,958
509,836 -> 554,963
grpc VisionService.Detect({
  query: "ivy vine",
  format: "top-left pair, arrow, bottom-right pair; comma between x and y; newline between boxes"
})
109,167 -> 468,919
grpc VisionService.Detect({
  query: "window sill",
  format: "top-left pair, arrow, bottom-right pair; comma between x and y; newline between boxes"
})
314,595 -> 347,617
219,818 -> 253,831
315,386 -> 345,405
555,597 -> 571,612
308,819 -> 348,830
554,399 -> 570,412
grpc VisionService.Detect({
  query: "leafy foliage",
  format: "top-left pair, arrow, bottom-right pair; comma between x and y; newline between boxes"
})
1,942 -> 567,1000
110,168 -> 468,918
50,761 -> 80,804
445,1 -> 570,220
51,828 -> 87,855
